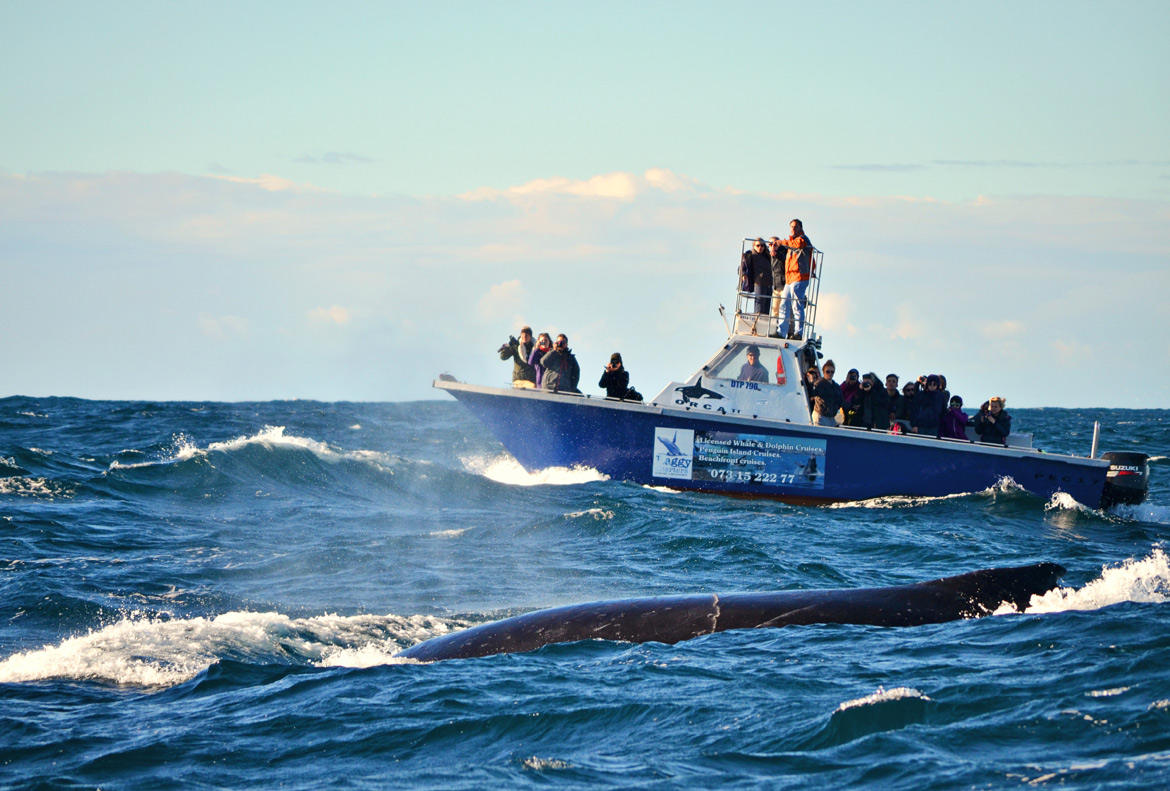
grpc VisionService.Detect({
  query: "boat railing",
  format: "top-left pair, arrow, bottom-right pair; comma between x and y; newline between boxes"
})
734,237 -> 824,341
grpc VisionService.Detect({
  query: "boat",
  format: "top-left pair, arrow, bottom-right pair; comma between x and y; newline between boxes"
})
435,239 -> 1150,508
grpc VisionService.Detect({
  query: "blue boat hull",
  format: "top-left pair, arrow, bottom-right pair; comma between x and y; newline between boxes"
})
441,383 -> 1110,507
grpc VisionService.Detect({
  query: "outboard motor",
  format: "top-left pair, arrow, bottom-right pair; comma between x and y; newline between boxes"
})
1101,451 -> 1150,506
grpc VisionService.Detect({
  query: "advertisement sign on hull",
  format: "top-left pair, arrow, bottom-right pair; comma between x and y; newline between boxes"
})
653,427 -> 826,489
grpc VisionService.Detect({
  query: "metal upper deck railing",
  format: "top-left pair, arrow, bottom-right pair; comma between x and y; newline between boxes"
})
732,237 -> 824,341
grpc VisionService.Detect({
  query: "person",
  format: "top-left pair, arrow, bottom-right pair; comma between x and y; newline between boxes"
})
540,334 -> 581,394
737,345 -> 768,382
528,333 -> 552,389
910,374 -> 947,436
855,372 -> 891,430
812,359 -> 843,426
974,396 -> 1012,445
803,365 -> 820,395
893,381 -> 916,433
498,326 -> 536,388
768,236 -> 788,328
770,219 -> 814,339
885,374 -> 903,428
739,238 -> 773,314
840,368 -> 861,425
939,395 -> 970,440
599,352 -> 631,398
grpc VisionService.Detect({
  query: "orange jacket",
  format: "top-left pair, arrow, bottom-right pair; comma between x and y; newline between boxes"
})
780,233 -> 814,283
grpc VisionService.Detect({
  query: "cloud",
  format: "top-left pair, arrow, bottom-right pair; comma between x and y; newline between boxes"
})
307,306 -> 352,326
1051,339 -> 1095,367
197,314 -> 249,340
293,152 -> 374,166
831,164 -> 929,173
206,173 -> 319,192
475,280 -> 529,323
979,319 -> 1026,340
459,168 -> 699,203
1,168 -> 1167,405
814,292 -> 855,333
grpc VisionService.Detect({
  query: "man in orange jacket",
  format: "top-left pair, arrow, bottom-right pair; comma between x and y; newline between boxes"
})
770,219 -> 814,339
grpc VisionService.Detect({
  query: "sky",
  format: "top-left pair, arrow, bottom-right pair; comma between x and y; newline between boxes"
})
1,0 -> 1168,407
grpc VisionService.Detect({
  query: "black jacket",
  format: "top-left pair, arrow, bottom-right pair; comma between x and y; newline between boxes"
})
975,410 -> 1012,445
739,249 -> 773,292
598,367 -> 630,398
499,338 -> 536,383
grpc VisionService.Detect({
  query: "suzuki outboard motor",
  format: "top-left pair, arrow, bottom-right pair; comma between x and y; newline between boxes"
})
1101,451 -> 1150,506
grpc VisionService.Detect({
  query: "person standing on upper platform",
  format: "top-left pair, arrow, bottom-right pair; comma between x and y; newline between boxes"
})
770,219 -> 814,339
739,238 -> 773,315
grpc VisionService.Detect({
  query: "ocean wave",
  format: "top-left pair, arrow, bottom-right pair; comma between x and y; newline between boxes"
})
1108,502 -> 1170,525
565,508 -> 615,520
0,610 -> 470,688
107,426 -> 394,473
462,454 -> 609,487
1044,491 -> 1097,514
836,686 -> 932,712
993,547 -> 1170,616
829,477 -> 1027,509
0,476 -> 73,499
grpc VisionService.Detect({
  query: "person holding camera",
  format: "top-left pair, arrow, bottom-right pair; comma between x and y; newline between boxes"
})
974,396 -> 1012,445
540,334 -> 581,394
910,374 -> 946,436
599,353 -> 629,398
854,372 -> 891,430
528,333 -> 552,388
498,326 -> 536,388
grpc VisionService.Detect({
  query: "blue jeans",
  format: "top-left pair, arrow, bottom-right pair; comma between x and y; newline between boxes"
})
753,281 -> 772,315
779,279 -> 807,337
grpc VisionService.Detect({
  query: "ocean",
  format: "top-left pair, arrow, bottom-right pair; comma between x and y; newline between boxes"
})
1,396 -> 1168,790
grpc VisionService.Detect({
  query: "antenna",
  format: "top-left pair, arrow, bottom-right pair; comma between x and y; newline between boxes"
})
718,304 -> 732,338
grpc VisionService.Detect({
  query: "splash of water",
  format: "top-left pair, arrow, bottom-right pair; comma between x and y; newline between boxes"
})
993,547 -> 1170,615
462,454 -> 608,487
0,610 -> 467,688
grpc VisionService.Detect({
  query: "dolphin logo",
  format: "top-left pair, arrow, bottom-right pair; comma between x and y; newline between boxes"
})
657,431 -> 685,456
675,376 -> 723,402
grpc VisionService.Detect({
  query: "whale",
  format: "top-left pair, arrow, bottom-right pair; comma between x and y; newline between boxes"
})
396,562 -> 1066,662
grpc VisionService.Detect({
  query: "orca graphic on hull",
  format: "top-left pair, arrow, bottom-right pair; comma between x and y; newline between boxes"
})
675,376 -> 723,402
397,562 -> 1066,662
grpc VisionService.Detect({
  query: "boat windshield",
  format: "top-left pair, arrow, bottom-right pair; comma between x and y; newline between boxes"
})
708,342 -> 787,386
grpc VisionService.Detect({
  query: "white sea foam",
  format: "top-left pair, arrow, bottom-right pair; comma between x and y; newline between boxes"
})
108,427 -> 393,472
836,686 -> 931,712
993,548 -> 1170,616
0,476 -> 71,499
463,454 -> 608,486
830,477 -> 1027,509
109,434 -> 201,469
642,485 -> 681,494
428,527 -> 472,538
0,610 -> 468,688
1043,491 -> 1096,513
566,508 -> 614,520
